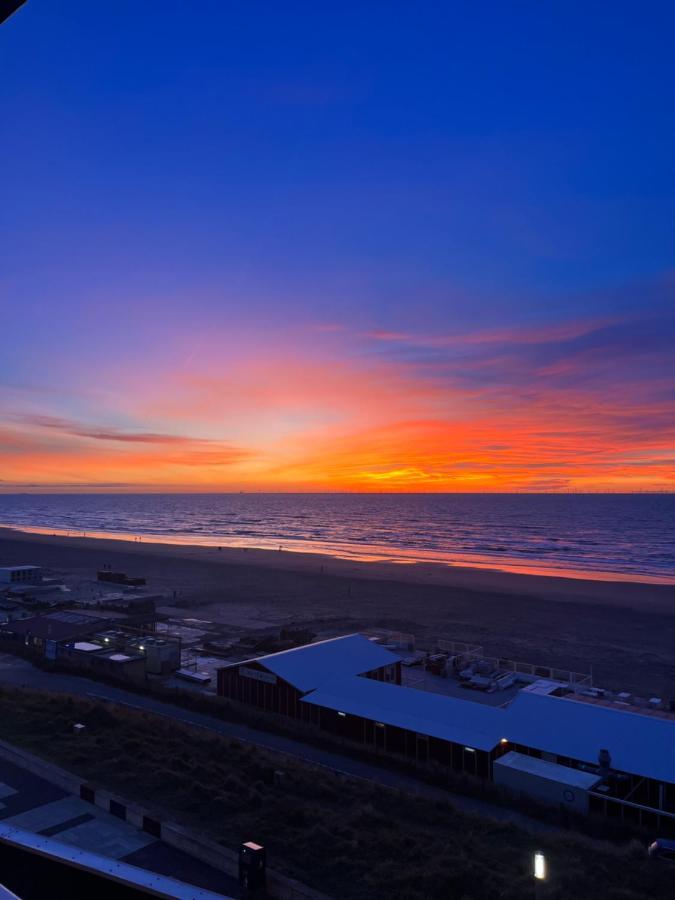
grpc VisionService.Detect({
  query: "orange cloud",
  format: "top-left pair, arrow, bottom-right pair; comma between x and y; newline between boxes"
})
2,312 -> 674,492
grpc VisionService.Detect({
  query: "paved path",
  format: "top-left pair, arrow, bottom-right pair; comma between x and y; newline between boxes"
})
0,653 -> 556,835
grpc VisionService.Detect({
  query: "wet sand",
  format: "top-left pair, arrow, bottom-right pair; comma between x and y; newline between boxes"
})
1,527 -> 674,697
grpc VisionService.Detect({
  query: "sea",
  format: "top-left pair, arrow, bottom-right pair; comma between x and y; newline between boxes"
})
0,493 -> 674,583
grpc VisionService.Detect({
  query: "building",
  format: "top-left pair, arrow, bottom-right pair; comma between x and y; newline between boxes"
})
302,672 -> 501,776
493,752 -> 601,814
125,635 -> 180,675
97,570 -> 146,587
57,641 -> 146,682
0,566 -> 42,585
0,611 -> 110,655
216,635 -> 675,834
217,634 -> 401,718
301,675 -> 675,832
0,612 -> 179,679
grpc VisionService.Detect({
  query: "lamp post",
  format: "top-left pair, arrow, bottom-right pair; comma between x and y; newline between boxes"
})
533,851 -> 547,897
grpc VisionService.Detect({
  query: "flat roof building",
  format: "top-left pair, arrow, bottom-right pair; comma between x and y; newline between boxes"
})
302,673 -> 504,750
216,634 -> 675,832
301,675 -> 675,786
0,566 -> 42,585
0,611 -> 109,645
502,690 -> 675,787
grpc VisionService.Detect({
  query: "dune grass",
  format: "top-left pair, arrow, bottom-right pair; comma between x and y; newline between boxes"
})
0,686 -> 671,900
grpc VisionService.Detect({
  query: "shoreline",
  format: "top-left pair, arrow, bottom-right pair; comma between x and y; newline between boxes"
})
2,523 -> 675,695
1,524 -> 674,611
2,521 -> 674,586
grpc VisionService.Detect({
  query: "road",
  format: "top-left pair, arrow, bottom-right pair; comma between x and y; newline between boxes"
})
0,653 -> 556,834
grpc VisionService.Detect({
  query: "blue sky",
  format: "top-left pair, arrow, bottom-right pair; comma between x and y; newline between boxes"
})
1,2 -> 674,490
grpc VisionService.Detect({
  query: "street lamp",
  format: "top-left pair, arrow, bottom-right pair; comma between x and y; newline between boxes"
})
533,852 -> 546,880
533,852 -> 547,897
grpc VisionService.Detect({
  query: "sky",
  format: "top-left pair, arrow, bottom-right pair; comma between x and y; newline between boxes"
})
1,1 -> 674,492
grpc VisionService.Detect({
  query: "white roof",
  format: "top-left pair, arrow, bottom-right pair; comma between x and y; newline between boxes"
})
302,676 -> 675,783
494,751 -> 601,789
301,675 -> 506,750
505,692 -> 675,784
249,634 -> 400,693
73,641 -> 103,653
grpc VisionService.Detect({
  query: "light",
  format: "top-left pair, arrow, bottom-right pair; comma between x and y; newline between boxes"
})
534,852 -> 547,881
338,711 -> 346,717
375,722 -> 385,728
464,746 -> 475,753
500,738 -> 508,744
139,645 -> 145,651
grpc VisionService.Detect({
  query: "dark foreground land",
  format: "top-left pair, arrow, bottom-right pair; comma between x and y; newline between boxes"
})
1,686 -> 673,900
2,530 -> 675,696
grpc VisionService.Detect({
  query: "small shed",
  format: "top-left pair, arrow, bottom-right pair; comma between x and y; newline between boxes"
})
493,751 -> 600,813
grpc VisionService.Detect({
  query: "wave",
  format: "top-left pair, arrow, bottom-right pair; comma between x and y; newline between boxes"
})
1,492 -> 674,582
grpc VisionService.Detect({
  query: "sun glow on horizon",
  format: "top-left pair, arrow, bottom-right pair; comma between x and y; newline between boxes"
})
1,314 -> 674,494
3,4 -> 675,496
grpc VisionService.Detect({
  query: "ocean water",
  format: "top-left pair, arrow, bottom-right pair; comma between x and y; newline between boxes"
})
1,493 -> 674,582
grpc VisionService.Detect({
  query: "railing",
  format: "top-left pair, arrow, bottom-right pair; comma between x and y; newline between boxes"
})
437,640 -> 483,656
432,637 -> 592,688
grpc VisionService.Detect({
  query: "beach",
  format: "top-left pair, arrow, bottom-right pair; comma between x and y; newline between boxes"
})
1,526 -> 674,697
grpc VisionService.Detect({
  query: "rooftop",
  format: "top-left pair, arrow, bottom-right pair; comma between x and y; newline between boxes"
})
494,751 -> 601,789
505,691 -> 675,785
0,611 -> 107,642
105,652 -> 142,663
232,633 -> 401,693
302,675 -> 505,750
302,675 -> 675,783
401,665 -> 521,707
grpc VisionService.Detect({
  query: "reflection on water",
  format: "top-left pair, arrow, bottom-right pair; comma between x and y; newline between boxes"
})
0,492 -> 674,583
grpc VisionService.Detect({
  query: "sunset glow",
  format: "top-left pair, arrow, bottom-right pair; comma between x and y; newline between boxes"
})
1,312 -> 673,492
2,4 -> 675,493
